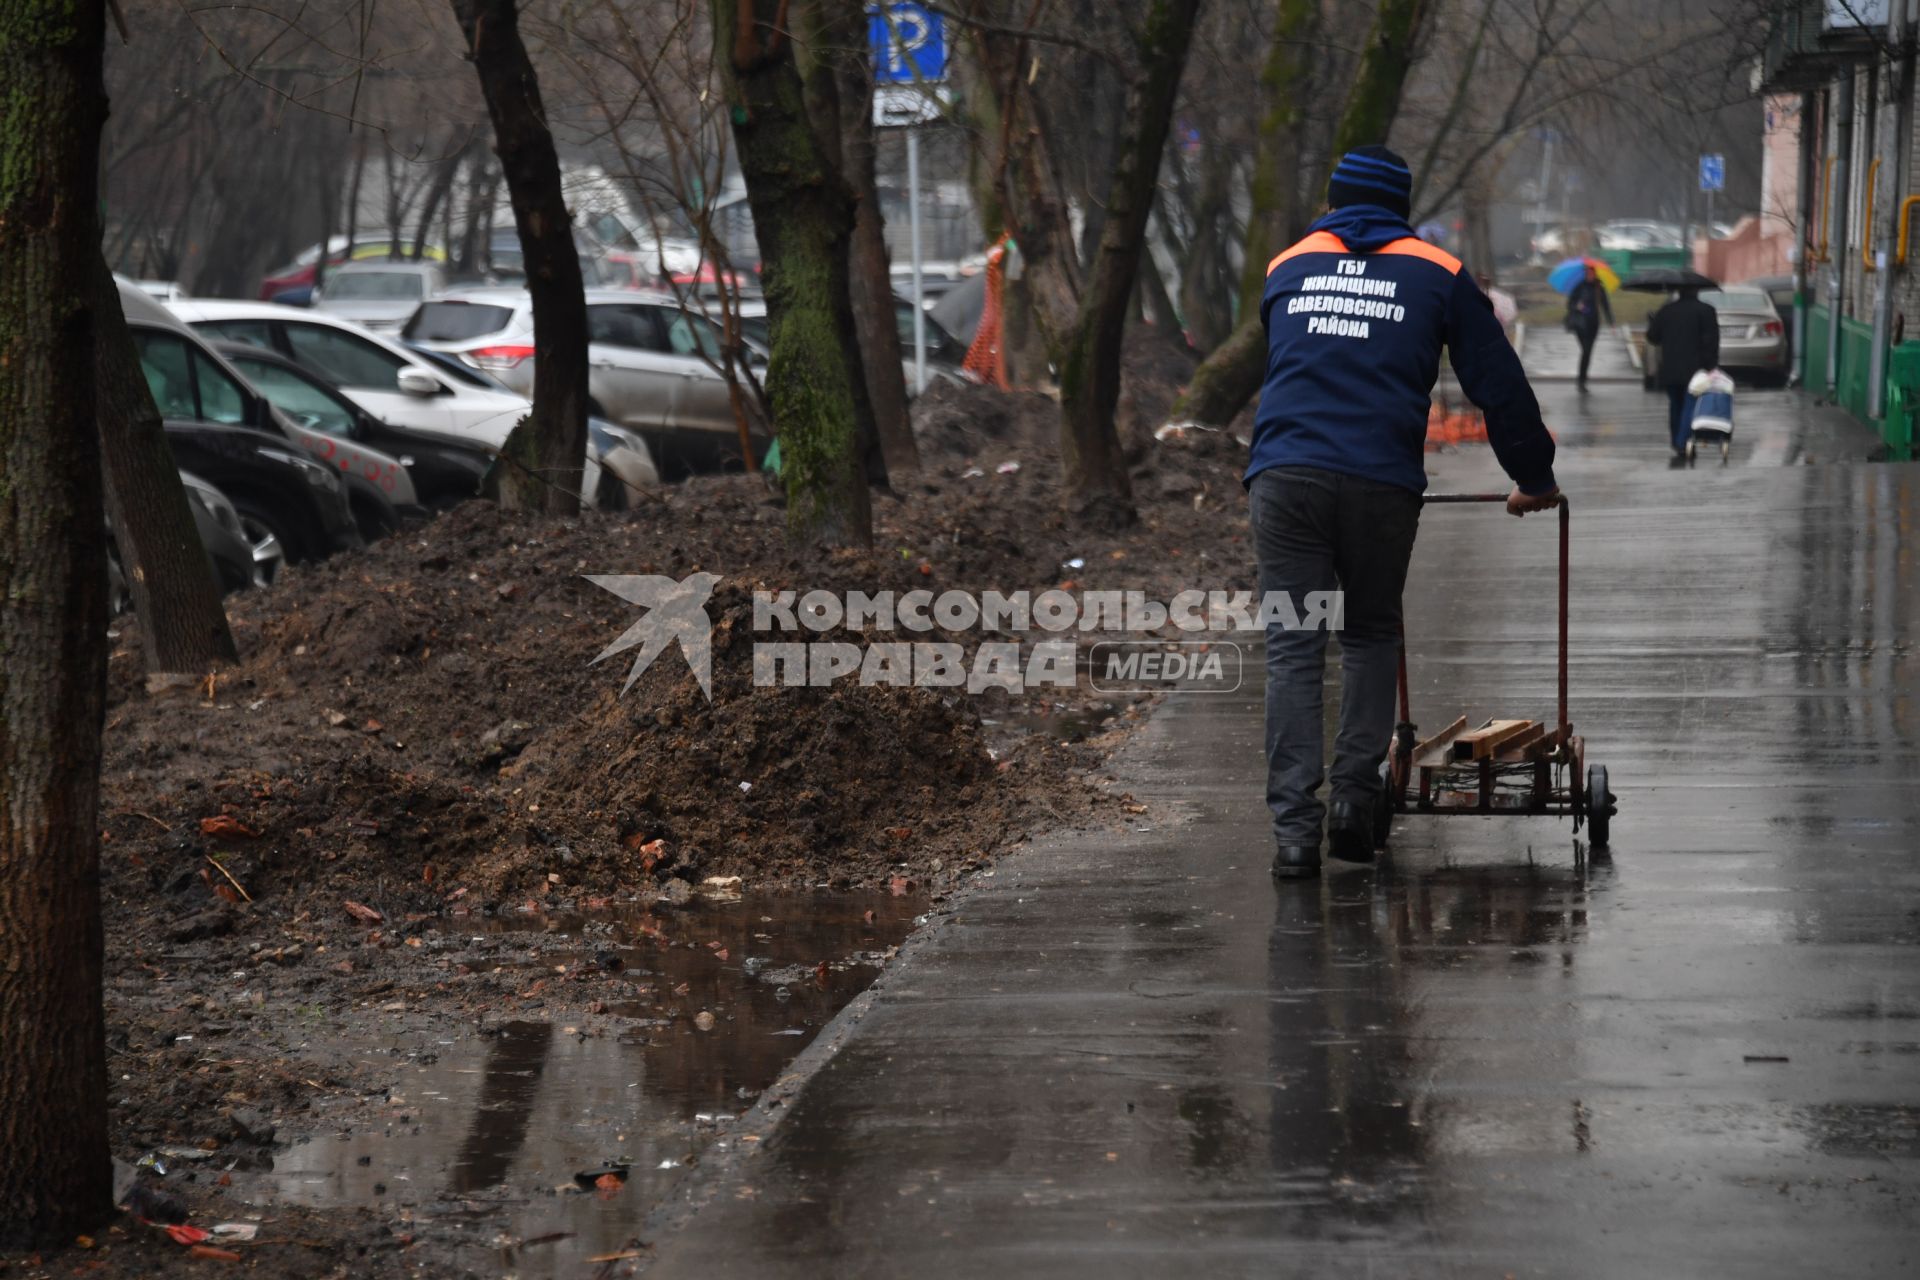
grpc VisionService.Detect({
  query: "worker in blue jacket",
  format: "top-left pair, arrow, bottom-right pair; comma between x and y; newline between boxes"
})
1249,144 -> 1561,880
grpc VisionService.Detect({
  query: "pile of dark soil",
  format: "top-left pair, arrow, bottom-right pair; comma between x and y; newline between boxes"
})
9,366 -> 1254,1280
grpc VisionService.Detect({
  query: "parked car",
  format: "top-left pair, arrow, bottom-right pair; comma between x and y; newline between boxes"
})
166,298 -> 655,504
404,287 -> 762,478
166,299 -> 532,447
398,342 -> 660,505
258,237 -> 447,301
1597,220 -> 1685,251
119,285 -> 368,561
1641,286 -> 1788,389
732,295 -> 968,394
211,341 -> 492,512
314,260 -> 449,331
107,470 -> 280,616
1700,286 -> 1788,385
1744,275 -> 1797,375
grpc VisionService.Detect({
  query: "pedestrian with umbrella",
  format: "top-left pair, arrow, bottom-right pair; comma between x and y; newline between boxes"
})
1550,257 -> 1617,392
1628,268 -> 1720,457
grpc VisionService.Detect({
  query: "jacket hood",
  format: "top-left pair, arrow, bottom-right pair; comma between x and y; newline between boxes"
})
1308,204 -> 1418,253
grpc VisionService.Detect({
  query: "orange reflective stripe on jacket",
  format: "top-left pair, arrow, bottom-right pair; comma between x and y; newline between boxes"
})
1267,232 -> 1463,277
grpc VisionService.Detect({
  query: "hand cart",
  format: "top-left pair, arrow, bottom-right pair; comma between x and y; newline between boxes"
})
1378,494 -> 1617,850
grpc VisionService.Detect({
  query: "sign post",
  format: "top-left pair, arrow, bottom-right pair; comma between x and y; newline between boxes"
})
869,2 -> 947,395
1699,153 -> 1725,243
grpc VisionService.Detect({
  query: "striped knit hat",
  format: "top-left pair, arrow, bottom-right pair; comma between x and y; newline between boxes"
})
1327,145 -> 1412,220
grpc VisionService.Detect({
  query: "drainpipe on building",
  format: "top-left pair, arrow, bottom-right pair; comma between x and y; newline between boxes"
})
1830,73 -> 1853,395
1796,91 -> 1818,386
1869,1 -> 1911,419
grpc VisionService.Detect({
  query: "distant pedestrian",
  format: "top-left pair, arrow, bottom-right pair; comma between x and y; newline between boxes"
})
1247,144 -> 1560,881
1646,287 -> 1719,456
1564,265 -> 1613,392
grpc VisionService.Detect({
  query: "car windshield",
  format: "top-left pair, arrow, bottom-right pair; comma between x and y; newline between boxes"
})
325,271 -> 426,301
228,357 -> 359,436
1702,289 -> 1769,313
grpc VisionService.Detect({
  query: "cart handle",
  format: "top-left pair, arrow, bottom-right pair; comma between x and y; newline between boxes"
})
1401,493 -> 1571,738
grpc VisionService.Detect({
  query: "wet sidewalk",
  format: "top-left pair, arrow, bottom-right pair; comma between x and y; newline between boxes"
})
1517,322 -> 1641,382
644,384 -> 1920,1278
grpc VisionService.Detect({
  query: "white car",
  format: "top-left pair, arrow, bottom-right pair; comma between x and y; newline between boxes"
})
164,299 -> 656,507
314,261 -> 448,331
404,286 -> 766,478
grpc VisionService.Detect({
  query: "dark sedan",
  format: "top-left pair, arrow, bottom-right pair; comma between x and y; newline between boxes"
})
212,341 -> 490,511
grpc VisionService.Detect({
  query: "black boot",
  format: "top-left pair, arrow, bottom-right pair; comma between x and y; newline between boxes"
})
1326,801 -> 1375,864
1271,842 -> 1321,880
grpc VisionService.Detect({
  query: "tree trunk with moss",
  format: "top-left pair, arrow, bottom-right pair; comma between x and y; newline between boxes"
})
1054,0 -> 1201,526
715,0 -> 874,548
452,0 -> 589,514
93,259 -> 237,675
807,0 -> 919,476
1167,0 -> 1429,429
0,0 -> 114,1248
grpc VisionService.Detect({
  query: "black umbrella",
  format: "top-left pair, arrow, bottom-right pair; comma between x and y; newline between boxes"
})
1619,267 -> 1718,292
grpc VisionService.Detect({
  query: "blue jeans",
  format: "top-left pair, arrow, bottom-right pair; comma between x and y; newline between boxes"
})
1249,467 -> 1422,844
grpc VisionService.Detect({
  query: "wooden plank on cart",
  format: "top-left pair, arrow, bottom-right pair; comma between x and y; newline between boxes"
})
1493,723 -> 1551,761
1451,719 -> 1536,761
1411,716 -> 1469,767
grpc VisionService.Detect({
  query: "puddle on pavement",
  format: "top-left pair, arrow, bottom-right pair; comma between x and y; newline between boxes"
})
981,699 -> 1119,744
249,890 -> 922,1273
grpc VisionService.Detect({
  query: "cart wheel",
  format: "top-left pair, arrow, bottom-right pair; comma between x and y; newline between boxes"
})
1685,438 -> 1696,462
1586,764 -> 1613,850
1374,760 -> 1394,848
1720,439 -> 1730,461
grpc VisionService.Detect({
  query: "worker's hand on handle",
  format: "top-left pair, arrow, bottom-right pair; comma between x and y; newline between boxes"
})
1506,485 -> 1562,517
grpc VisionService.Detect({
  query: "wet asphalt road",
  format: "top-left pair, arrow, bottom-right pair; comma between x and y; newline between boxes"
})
645,380 -> 1919,1278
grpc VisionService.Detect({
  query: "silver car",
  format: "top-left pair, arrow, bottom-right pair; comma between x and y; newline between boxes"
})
1699,287 -> 1788,386
316,261 -> 448,331
404,287 -> 762,478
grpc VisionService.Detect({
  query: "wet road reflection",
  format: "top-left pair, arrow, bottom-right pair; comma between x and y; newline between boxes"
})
250,891 -> 920,1275
641,384 -> 1920,1278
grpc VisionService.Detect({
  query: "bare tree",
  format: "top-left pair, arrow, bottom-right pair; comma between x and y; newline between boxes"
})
1054,0 -> 1203,526
0,0 -> 114,1246
93,260 -> 239,674
1168,0 -> 1433,431
452,0 -> 591,514
807,0 -> 921,477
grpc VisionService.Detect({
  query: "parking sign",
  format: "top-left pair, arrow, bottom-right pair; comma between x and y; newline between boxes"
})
1699,154 -> 1725,193
869,3 -> 946,84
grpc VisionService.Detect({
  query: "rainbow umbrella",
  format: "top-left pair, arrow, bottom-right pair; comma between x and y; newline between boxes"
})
1548,256 -> 1619,294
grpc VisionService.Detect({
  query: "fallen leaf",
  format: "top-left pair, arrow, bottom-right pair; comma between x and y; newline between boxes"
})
713,948 -> 729,961
343,901 -> 384,924
814,960 -> 830,984
889,875 -> 912,896
594,1172 -> 624,1198
863,909 -> 876,925
198,816 -> 257,840
884,826 -> 912,840
163,1225 -> 210,1246
188,1246 -> 241,1261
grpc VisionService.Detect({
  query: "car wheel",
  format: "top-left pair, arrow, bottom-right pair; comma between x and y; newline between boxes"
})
228,498 -> 294,586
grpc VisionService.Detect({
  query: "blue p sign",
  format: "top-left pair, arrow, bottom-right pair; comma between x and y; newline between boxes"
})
869,3 -> 947,85
1699,154 -> 1725,192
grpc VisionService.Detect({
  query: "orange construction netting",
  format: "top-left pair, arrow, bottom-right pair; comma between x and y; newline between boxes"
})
1426,401 -> 1487,449
962,237 -> 1010,389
